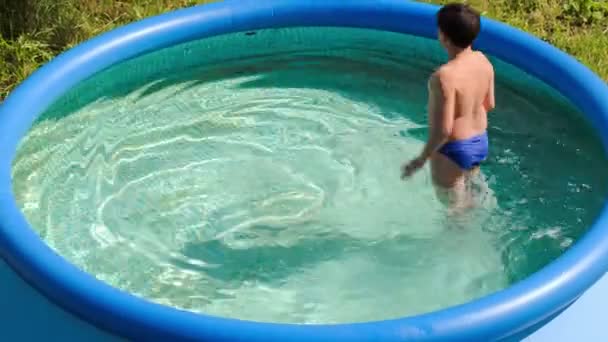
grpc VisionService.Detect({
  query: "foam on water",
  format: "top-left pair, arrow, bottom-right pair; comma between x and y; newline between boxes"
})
11,27 -> 608,323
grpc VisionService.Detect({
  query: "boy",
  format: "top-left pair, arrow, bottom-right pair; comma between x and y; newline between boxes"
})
401,3 -> 495,209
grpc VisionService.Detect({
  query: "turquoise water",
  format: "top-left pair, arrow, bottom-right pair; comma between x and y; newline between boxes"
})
11,28 -> 608,323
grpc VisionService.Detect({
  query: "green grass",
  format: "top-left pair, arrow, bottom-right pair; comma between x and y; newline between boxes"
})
420,0 -> 608,80
0,0 -> 214,100
1,0 -> 607,101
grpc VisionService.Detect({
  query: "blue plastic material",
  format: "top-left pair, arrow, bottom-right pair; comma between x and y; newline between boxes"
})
0,259 -> 116,341
1,1 -> 608,341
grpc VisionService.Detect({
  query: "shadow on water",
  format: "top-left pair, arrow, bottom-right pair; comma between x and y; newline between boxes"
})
178,230 -> 357,284
39,49 -> 434,133
35,25 -> 450,137
177,229 -> 437,285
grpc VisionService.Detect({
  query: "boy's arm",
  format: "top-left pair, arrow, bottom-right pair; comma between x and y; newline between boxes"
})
401,71 -> 454,179
419,71 -> 455,160
483,70 -> 495,112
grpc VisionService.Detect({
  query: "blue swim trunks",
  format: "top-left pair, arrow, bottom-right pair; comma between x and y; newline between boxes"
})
438,132 -> 489,170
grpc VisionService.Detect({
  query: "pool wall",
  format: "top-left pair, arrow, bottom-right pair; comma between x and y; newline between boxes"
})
3,256 -> 608,342
0,259 -> 116,341
1,1 -> 608,341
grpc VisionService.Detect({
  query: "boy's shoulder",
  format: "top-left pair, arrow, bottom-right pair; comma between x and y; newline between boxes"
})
439,51 -> 494,74
431,65 -> 456,83
427,67 -> 456,94
477,51 -> 495,70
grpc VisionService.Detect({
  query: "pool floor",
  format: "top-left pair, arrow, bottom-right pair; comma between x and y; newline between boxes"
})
0,255 -> 605,341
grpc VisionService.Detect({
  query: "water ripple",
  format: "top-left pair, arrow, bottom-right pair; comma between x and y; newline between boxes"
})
14,43 -> 598,324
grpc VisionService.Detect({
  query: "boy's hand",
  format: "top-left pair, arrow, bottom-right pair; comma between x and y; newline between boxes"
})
401,156 -> 426,180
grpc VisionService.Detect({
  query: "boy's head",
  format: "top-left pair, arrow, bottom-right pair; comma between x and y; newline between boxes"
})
437,3 -> 481,49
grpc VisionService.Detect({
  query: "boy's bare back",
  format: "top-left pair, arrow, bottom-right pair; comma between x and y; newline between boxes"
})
431,51 -> 494,142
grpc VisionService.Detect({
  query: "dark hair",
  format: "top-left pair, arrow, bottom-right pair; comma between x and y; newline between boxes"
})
437,3 -> 481,48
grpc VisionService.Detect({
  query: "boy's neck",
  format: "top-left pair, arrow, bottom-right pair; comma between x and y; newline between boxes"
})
447,46 -> 473,60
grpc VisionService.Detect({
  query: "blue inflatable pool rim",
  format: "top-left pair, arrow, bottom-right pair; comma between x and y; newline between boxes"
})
1,1 -> 608,341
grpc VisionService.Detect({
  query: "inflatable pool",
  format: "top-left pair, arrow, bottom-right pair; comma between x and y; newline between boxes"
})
1,1 -> 608,341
